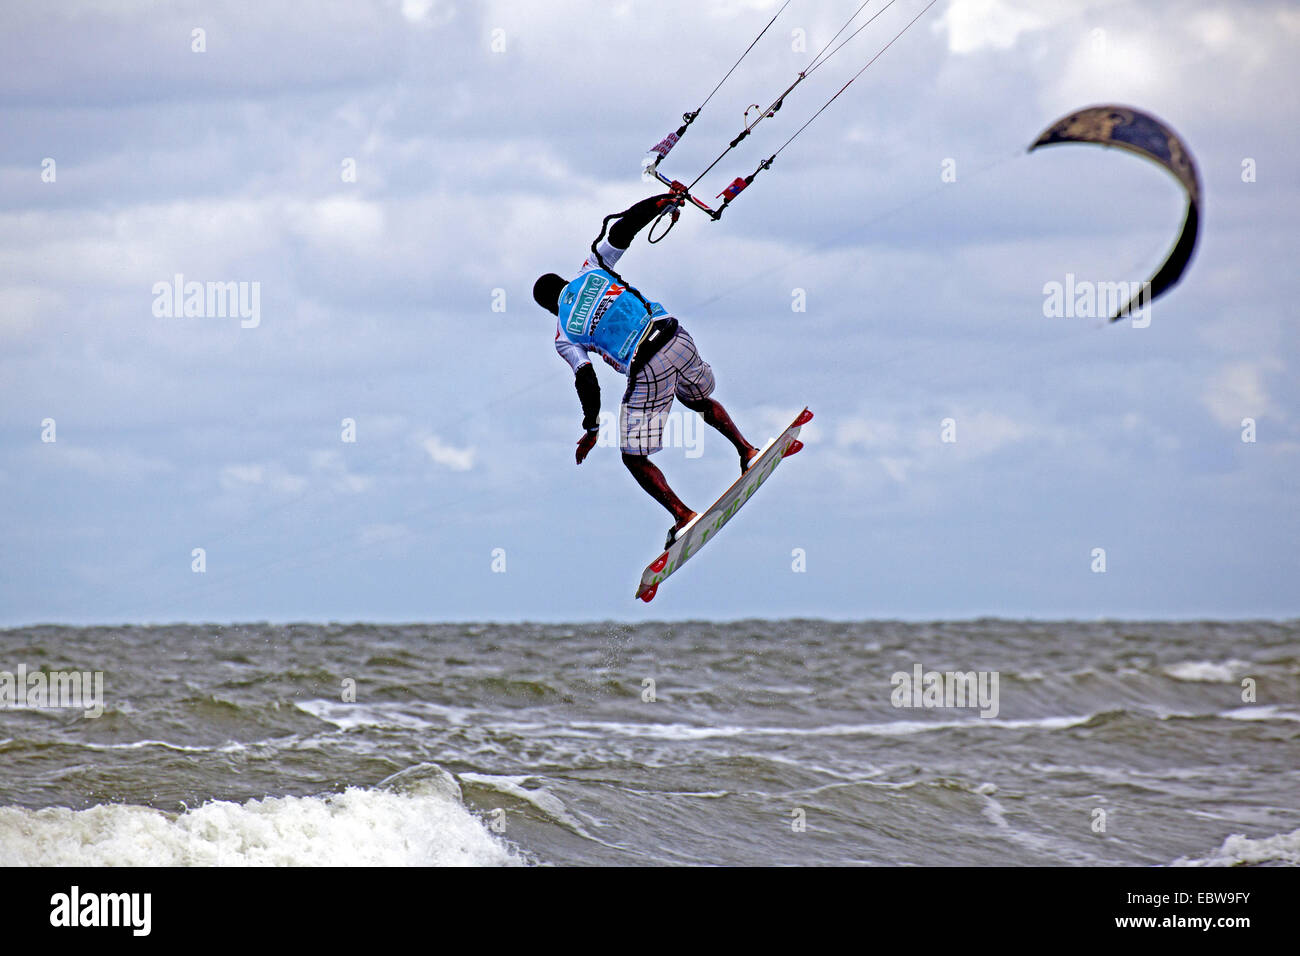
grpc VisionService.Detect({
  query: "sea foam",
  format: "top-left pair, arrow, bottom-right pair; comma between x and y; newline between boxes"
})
1172,826 -> 1300,867
0,768 -> 522,867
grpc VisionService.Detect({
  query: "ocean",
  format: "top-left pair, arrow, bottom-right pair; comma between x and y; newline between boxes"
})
1,619 -> 1296,866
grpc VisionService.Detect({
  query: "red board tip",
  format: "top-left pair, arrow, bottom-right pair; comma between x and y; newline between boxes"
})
783,439 -> 804,458
639,585 -> 658,602
794,408 -> 814,426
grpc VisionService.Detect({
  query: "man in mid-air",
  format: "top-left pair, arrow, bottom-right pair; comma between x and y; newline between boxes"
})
533,194 -> 760,548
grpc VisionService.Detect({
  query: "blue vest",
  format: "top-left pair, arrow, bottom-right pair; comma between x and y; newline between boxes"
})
557,269 -> 667,371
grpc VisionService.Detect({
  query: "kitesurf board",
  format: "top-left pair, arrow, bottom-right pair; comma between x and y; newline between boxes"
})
635,407 -> 813,602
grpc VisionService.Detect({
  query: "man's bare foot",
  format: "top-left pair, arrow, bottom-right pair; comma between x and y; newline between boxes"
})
740,445 -> 761,474
666,511 -> 698,548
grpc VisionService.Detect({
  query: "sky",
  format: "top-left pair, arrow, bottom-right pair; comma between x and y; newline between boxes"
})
1,0 -> 1297,625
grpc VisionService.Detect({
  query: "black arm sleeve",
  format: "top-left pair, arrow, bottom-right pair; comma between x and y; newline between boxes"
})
608,195 -> 671,250
574,363 -> 601,432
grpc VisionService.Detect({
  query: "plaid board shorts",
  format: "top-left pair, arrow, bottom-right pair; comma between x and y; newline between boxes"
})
620,326 -> 715,455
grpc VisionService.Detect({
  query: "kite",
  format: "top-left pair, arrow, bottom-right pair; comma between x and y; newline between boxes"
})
1029,105 -> 1202,321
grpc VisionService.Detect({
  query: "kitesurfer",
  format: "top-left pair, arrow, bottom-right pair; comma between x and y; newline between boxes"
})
532,194 -> 760,547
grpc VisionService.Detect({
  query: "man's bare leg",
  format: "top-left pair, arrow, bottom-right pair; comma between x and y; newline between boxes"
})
622,451 -> 696,535
681,396 -> 760,472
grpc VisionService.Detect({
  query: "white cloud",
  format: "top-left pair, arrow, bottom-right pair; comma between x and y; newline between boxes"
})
957,410 -> 1032,454
309,450 -> 372,493
216,453 -> 373,499
835,417 -> 901,449
221,464 -> 264,486
219,463 -> 307,494
401,0 -> 434,22
818,408 -> 1035,493
1,0 -> 1296,622
283,197 -> 386,251
422,435 -> 476,471
358,522 -> 411,546
0,286 -> 60,339
938,0 -> 1060,54
879,456 -> 912,483
399,0 -> 455,27
1203,360 -> 1281,428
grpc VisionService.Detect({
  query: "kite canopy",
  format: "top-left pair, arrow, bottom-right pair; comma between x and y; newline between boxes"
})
1029,105 -> 1201,321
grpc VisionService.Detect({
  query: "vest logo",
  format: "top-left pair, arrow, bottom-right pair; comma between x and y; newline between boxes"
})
566,273 -> 608,335
588,282 -> 626,336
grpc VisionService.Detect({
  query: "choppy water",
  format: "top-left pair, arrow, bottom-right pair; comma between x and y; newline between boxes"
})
0,620 -> 1297,866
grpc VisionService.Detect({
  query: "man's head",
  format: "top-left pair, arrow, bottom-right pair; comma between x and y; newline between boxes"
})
533,273 -> 567,316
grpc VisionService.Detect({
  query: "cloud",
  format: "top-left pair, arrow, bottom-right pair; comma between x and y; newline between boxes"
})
358,522 -> 411,546
835,417 -> 901,449
0,286 -> 59,339
1202,360 -> 1282,428
400,0 -> 455,27
221,464 -> 264,485
1,0 -> 1296,623
834,410 -> 1032,461
879,456 -> 911,483
219,463 -> 307,494
955,410 -> 1033,455
308,449 -> 372,493
937,0 -> 1061,54
422,435 -> 476,471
